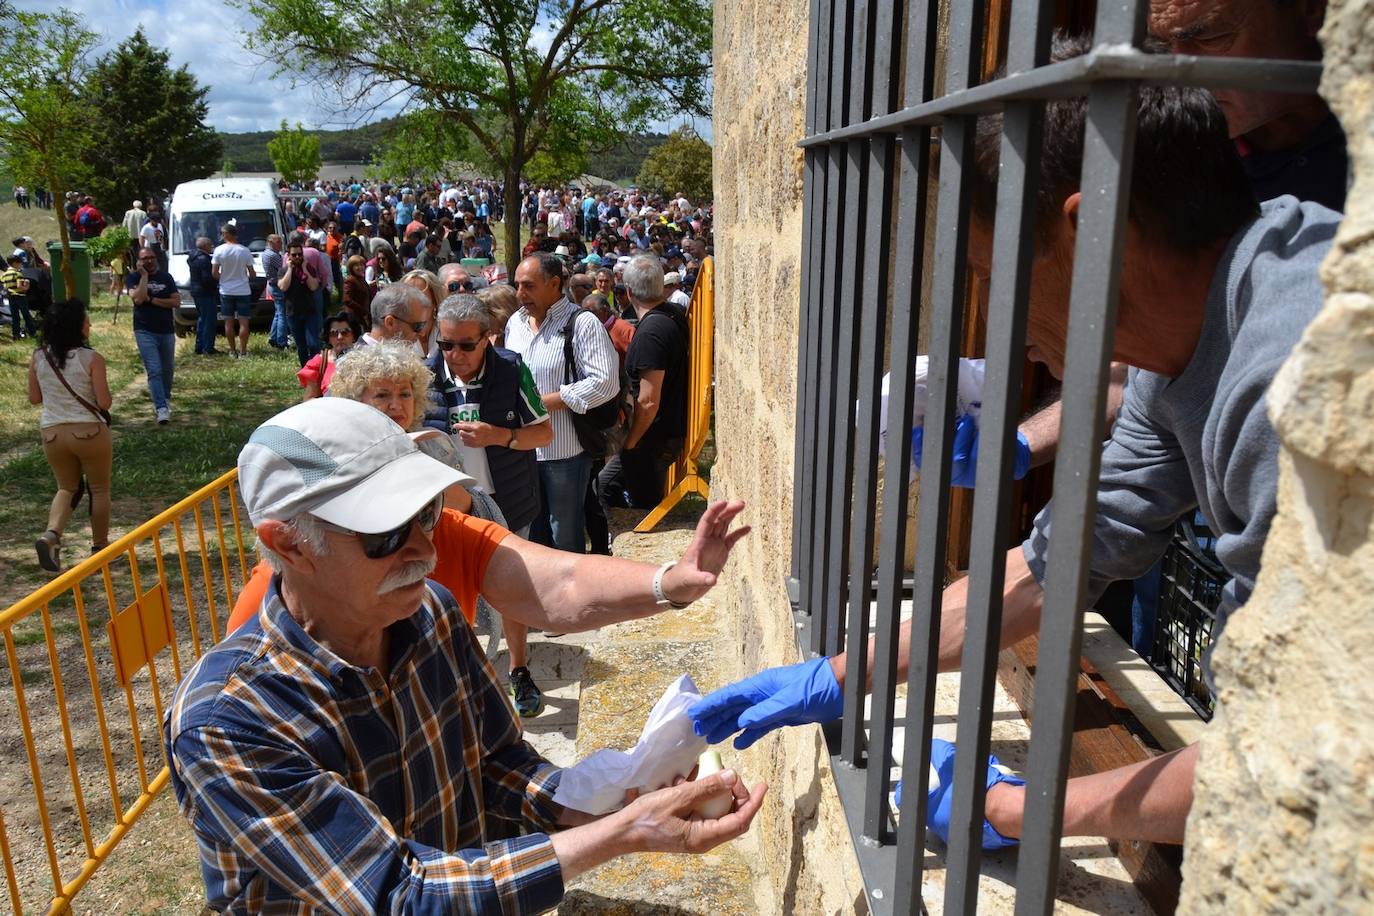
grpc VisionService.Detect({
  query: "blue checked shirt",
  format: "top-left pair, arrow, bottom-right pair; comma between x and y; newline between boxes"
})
164,577 -> 567,914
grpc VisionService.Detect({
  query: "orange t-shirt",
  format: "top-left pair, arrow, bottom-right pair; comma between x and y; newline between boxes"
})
226,509 -> 510,633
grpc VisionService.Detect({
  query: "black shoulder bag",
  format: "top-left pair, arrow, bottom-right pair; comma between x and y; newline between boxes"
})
561,309 -> 633,458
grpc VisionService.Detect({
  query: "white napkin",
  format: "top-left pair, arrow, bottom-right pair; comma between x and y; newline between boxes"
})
552,674 -> 708,815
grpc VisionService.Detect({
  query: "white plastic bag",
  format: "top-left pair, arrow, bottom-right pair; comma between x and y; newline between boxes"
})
552,674 -> 708,815
877,356 -> 986,455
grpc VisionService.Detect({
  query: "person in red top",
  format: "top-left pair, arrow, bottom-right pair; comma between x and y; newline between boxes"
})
297,311 -> 361,399
324,220 -> 346,302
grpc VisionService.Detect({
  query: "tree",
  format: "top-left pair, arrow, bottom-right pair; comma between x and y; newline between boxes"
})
636,127 -> 712,204
241,0 -> 712,273
366,110 -> 470,183
0,4 -> 98,295
267,120 -> 322,184
83,29 -> 221,216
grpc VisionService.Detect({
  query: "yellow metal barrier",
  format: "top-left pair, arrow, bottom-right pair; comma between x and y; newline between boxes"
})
0,470 -> 250,914
634,256 -> 715,532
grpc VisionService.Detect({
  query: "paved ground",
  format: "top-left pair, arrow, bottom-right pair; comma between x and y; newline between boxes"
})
517,512 -> 765,915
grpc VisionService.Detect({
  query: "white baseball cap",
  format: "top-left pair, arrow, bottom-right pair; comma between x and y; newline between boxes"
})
237,399 -> 465,534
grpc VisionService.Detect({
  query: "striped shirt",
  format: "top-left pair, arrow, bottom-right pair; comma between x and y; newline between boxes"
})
164,577 -> 567,915
503,296 -> 619,461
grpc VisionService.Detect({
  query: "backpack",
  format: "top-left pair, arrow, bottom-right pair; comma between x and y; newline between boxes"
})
560,309 -> 633,458
80,207 -> 106,235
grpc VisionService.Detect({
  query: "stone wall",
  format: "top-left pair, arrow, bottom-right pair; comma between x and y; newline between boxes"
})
1179,1 -> 1374,911
711,0 -> 869,912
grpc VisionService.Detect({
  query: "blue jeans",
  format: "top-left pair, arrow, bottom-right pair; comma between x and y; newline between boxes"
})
307,289 -> 325,351
192,291 -> 218,353
267,287 -> 290,349
134,329 -> 175,410
529,453 -> 593,554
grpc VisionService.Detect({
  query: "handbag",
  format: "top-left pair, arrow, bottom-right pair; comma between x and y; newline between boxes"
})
560,309 -> 632,458
41,346 -> 112,425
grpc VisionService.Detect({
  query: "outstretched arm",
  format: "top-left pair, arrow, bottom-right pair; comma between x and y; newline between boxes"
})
480,500 -> 750,632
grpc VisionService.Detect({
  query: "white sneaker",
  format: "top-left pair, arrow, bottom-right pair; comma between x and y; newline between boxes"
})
156,407 -> 171,425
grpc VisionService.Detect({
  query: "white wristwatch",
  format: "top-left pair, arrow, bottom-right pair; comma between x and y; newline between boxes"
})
653,561 -> 691,609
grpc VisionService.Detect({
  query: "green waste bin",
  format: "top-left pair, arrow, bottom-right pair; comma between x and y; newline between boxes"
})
46,241 -> 92,305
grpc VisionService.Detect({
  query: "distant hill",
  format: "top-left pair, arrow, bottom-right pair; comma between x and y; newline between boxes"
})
216,121 -> 669,184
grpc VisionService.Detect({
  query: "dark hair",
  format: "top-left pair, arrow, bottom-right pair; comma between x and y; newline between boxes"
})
971,33 -> 1256,253
521,251 -> 566,284
326,310 -> 363,340
40,298 -> 89,370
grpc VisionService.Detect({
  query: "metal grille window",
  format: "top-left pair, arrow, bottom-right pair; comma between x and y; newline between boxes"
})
787,0 -> 1319,912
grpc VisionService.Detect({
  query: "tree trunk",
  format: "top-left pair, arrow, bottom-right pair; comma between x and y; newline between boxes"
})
503,162 -> 523,278
46,173 -> 77,299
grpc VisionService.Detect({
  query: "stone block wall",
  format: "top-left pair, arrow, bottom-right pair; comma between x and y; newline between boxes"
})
1179,1 -> 1374,911
711,0 -> 869,912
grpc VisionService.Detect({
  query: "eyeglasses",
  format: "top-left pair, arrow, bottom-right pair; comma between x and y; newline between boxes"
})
446,280 -> 474,292
436,338 -> 483,352
315,493 -> 444,559
328,327 -> 353,338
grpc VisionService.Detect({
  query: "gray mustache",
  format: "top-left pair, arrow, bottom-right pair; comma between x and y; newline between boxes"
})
379,558 -> 437,594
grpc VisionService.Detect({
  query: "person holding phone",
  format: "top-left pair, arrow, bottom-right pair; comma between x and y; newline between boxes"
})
277,241 -> 321,368
126,247 -> 181,424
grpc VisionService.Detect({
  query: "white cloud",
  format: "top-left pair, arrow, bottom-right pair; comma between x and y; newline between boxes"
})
27,0 -> 406,133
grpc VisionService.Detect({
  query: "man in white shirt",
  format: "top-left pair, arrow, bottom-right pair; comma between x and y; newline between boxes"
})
211,223 -> 257,358
504,252 -> 619,555
664,272 -> 691,309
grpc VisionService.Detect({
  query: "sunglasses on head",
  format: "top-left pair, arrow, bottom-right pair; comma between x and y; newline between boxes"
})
436,338 -> 482,352
316,493 -> 444,559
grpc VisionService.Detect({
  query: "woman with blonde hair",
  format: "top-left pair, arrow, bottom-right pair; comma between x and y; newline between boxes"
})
476,283 -> 519,346
400,268 -> 444,355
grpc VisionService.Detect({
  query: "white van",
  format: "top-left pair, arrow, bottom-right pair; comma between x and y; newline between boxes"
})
167,177 -> 286,335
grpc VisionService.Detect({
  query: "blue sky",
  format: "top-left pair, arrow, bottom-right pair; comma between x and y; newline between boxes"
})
28,0 -> 711,139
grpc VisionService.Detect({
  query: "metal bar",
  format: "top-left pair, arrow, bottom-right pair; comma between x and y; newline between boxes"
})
1015,14 -> 1145,916
211,492 -> 236,615
152,529 -> 184,681
808,0 -> 851,653
799,51 -> 1321,146
791,0 -> 825,585
40,601 -> 96,859
0,807 -> 19,915
798,0 -> 835,624
843,0 -> 899,773
893,0 -> 985,908
192,504 -> 221,643
794,150 -> 824,595
71,580 -> 122,822
822,0 -> 871,659
5,629 -> 63,895
227,480 -> 250,587
942,1 -> 1056,907
119,547 -> 151,793
172,518 -> 204,658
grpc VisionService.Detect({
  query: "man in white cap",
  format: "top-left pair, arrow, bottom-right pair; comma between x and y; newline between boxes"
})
165,397 -> 763,914
664,271 -> 691,309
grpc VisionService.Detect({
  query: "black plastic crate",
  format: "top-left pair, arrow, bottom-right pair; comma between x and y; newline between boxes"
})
1152,517 -> 1221,720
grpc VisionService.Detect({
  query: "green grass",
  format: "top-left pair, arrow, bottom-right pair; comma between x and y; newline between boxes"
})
0,315 -> 302,608
0,198 -> 61,249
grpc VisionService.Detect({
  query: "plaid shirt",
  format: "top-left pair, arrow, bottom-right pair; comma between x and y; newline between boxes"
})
164,577 -> 567,914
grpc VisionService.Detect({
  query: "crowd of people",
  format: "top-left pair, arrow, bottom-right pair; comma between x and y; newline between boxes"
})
12,0 -> 1361,908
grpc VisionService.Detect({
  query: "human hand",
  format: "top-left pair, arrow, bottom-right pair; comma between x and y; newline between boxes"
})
911,415 -> 1031,488
653,500 -> 749,606
455,420 -> 500,448
689,656 -> 844,750
893,738 -> 1023,851
616,769 -> 767,854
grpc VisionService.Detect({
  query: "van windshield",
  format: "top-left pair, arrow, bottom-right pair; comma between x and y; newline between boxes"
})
171,210 -> 276,254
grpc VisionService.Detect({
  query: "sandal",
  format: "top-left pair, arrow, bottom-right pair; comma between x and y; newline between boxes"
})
35,530 -> 62,572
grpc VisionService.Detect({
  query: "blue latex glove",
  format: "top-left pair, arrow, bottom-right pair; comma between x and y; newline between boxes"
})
912,414 -> 1032,488
689,657 -> 844,750
893,738 -> 1024,851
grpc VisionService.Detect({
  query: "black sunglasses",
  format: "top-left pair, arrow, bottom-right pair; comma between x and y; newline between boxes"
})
446,280 -> 474,292
317,493 -> 444,559
436,338 -> 483,352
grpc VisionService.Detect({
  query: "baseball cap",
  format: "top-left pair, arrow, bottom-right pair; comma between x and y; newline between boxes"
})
237,399 -> 465,534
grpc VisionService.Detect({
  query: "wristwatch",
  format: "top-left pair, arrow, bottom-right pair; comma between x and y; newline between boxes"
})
508,428 -> 519,449
653,561 -> 691,609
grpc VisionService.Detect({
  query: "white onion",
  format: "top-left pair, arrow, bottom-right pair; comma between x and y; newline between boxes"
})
693,750 -> 735,819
